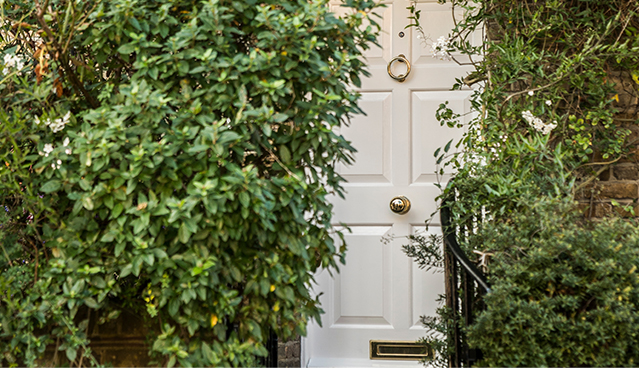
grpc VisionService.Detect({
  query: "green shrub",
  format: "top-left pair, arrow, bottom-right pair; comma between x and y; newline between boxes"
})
468,198 -> 639,367
0,0 -> 379,366
404,0 -> 638,366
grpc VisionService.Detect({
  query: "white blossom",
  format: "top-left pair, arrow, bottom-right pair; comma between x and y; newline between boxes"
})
2,53 -> 25,75
545,100 -> 552,106
35,111 -> 71,133
41,143 -> 54,157
63,137 -> 70,146
521,110 -> 557,135
430,36 -> 452,61
528,90 -> 534,96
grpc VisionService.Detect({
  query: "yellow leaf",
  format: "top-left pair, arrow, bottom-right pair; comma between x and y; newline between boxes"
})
613,94 -> 619,102
270,284 -> 276,292
210,314 -> 218,327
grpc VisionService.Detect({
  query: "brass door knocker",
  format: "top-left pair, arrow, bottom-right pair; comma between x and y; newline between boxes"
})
387,54 -> 411,82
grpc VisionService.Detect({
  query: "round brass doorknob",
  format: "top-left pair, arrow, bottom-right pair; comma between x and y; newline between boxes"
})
389,196 -> 411,215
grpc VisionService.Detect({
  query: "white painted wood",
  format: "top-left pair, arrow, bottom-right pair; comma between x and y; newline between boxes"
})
303,1 -> 474,366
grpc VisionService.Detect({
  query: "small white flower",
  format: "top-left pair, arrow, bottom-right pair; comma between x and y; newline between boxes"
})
38,112 -> 71,133
42,143 -> 54,157
545,100 -> 552,106
63,137 -> 70,147
521,110 -> 557,135
528,91 -> 534,96
2,53 -> 25,75
430,36 -> 452,61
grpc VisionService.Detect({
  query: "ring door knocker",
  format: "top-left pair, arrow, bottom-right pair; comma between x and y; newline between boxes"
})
387,54 -> 411,82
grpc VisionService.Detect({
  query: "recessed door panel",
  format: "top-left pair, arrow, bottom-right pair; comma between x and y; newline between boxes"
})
338,92 -> 392,183
411,91 -> 471,184
410,225 -> 445,329
333,226 -> 392,327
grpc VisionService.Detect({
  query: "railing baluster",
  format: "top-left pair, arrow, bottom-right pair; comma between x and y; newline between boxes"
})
441,183 -> 491,367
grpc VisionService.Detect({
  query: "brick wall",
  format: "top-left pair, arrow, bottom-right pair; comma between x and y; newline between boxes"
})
39,310 -> 302,367
576,70 -> 639,218
277,336 -> 301,367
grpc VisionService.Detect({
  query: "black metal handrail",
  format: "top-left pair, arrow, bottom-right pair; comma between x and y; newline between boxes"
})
440,183 -> 490,367
440,203 -> 491,294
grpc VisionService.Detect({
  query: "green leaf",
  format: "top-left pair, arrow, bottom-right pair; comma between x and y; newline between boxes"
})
101,232 -> 115,243
168,299 -> 180,317
217,131 -> 240,145
84,297 -> 99,308
280,145 -> 291,163
114,242 -> 127,257
120,264 -> 133,278
65,347 -> 77,362
41,180 -> 61,193
272,113 -> 288,123
82,196 -> 94,211
239,191 -> 250,208
178,223 -> 191,244
112,203 -> 124,218
202,342 -> 215,363
444,139 -> 453,153
118,43 -> 136,54
188,145 -> 209,153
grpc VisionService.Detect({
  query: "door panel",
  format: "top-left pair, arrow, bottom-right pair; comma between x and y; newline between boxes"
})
339,92 -> 393,183
335,226 -> 392,327
304,1 -> 474,366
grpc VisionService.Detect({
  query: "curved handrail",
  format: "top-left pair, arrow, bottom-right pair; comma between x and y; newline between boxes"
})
440,188 -> 491,294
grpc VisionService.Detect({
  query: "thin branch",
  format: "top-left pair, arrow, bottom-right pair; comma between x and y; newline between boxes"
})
34,0 -> 98,108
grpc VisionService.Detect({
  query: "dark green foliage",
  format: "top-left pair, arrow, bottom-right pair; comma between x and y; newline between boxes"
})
404,0 -> 638,366
468,199 -> 638,367
0,0 -> 379,366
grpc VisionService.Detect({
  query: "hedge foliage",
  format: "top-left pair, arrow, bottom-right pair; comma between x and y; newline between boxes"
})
0,0 -> 379,366
405,0 -> 639,366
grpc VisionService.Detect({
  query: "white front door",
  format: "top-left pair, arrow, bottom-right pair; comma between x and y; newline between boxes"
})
303,1 -> 475,366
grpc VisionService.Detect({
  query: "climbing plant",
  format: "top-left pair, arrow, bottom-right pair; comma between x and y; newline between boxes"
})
405,0 -> 639,366
0,0 -> 379,366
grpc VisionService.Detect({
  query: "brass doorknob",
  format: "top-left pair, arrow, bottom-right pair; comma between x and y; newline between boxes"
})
389,196 -> 411,214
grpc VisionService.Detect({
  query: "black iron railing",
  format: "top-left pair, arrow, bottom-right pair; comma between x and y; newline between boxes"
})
440,187 -> 490,367
261,329 -> 278,367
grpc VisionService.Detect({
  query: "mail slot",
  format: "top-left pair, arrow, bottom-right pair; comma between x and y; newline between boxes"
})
370,340 -> 433,360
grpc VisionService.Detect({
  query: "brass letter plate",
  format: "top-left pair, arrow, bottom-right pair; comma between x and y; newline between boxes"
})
369,340 -> 433,361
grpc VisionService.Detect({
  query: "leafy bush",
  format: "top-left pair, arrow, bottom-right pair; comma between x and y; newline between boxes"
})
468,197 -> 638,367
404,0 -> 639,366
0,0 -> 379,366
